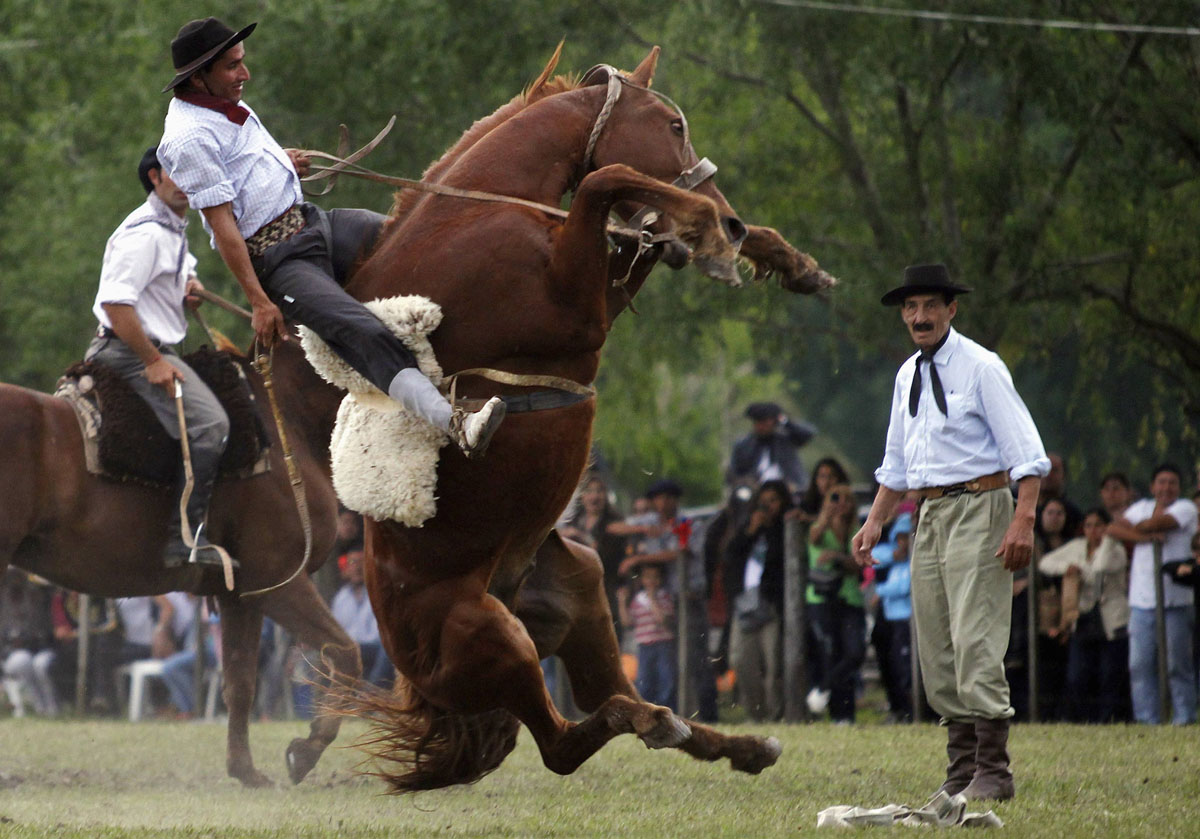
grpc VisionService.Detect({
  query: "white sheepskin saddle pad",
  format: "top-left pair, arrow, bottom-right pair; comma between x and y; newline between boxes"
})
299,295 -> 447,526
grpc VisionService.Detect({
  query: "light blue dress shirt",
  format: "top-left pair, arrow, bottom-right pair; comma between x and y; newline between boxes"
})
159,97 -> 302,245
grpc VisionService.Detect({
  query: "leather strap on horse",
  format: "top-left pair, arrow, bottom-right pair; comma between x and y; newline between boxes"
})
189,288 -> 313,599
174,382 -> 236,592
241,346 -> 314,599
444,367 -> 595,414
300,148 -> 685,249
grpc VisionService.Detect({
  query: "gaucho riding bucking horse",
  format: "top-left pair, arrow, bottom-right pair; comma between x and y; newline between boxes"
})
316,42 -> 835,789
0,16 -> 834,792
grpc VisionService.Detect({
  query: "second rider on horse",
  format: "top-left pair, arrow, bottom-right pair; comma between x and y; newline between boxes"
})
156,17 -> 506,460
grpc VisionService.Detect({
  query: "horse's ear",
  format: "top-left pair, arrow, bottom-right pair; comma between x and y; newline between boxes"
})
526,40 -> 565,101
627,46 -> 660,87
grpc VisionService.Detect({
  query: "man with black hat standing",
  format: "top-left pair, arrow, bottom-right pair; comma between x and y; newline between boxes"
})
156,17 -> 504,459
726,402 -> 817,494
86,147 -> 229,568
851,264 -> 1049,802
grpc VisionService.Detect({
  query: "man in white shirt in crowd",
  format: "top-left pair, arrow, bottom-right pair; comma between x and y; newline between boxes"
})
156,18 -> 504,459
330,546 -> 393,689
852,264 -> 1049,802
1107,463 -> 1198,724
87,147 -> 229,568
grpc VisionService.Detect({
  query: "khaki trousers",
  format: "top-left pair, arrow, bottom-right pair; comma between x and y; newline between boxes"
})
911,488 -> 1015,722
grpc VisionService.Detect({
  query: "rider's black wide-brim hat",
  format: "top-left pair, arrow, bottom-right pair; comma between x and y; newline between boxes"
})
880,263 -> 973,306
162,18 -> 256,93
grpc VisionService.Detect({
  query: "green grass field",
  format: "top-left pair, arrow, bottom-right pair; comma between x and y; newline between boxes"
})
0,717 -> 1197,837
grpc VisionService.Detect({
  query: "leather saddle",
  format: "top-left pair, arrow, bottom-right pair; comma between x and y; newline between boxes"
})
56,345 -> 271,489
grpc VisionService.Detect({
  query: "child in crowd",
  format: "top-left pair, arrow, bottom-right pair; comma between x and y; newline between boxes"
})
625,564 -> 677,711
872,512 -> 914,722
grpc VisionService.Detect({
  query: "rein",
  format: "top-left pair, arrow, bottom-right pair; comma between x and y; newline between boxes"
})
190,289 -> 312,599
300,74 -> 718,259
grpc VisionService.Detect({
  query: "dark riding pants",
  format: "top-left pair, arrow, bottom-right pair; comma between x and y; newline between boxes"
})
250,203 -> 418,393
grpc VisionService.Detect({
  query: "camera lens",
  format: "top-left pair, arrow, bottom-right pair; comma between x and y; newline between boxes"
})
830,493 -> 841,502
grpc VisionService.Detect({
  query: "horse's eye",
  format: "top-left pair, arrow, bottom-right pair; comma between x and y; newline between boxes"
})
670,119 -> 684,136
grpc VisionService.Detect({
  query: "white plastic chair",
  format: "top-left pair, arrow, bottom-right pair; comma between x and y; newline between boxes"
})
3,675 -> 27,718
115,659 -> 167,722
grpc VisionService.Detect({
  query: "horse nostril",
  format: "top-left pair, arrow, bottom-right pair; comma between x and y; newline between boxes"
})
722,216 -> 748,248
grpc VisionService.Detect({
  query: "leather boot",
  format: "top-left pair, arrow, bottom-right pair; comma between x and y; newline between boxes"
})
164,475 -> 237,570
961,717 -> 1014,801
935,719 -> 977,797
448,396 -> 507,459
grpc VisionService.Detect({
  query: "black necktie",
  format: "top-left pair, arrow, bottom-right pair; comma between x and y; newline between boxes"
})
909,333 -> 949,417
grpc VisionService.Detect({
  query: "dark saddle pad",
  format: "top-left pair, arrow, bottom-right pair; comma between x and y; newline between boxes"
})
57,346 -> 271,489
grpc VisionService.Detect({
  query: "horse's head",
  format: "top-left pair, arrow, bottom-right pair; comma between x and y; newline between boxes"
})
577,47 -> 835,296
579,48 -> 748,285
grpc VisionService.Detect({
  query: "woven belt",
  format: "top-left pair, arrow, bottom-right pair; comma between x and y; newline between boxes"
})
245,206 -> 305,257
919,471 -> 1009,499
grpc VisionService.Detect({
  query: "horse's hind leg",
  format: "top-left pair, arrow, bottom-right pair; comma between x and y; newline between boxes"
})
417,588 -> 688,779
257,575 -> 362,784
216,595 -> 271,787
520,534 -> 782,775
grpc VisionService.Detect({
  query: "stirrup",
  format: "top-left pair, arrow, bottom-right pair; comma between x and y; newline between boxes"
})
184,523 -> 240,570
449,396 -> 507,459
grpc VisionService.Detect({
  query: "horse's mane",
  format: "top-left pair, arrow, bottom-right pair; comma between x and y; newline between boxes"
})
387,43 -> 581,221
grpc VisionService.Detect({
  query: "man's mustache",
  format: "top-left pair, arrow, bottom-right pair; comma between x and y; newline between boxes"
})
913,322 -> 934,332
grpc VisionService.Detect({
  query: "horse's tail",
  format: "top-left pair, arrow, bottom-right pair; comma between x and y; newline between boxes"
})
329,675 -> 521,793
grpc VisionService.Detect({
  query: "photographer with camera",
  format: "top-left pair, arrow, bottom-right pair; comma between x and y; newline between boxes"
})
805,483 -> 866,722
723,480 -> 792,721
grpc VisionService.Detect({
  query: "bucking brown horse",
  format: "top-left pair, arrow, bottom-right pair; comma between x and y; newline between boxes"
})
0,338 -> 357,787
333,46 -> 835,791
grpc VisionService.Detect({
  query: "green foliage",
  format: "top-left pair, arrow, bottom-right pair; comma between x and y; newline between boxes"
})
2,1 -> 1197,502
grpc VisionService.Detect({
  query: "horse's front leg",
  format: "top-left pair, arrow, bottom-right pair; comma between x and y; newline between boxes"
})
739,224 -> 837,294
217,595 -> 271,788
257,575 -> 361,784
552,164 -> 742,288
519,533 -> 782,775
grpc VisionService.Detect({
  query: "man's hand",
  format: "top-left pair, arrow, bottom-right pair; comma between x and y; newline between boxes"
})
995,516 -> 1035,571
184,277 -> 205,311
286,148 -> 312,177
144,356 -> 184,396
251,300 -> 289,346
851,521 -> 882,568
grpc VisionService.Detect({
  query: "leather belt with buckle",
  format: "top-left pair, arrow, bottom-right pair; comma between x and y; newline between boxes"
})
920,471 -> 1010,499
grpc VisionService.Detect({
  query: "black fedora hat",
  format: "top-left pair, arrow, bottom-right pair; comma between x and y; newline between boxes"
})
880,263 -> 973,306
162,18 -> 256,93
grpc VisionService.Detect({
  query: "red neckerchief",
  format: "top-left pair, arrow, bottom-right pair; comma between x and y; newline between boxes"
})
175,90 -> 250,126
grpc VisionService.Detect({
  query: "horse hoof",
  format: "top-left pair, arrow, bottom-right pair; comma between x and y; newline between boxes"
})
233,768 -> 275,789
640,712 -> 691,750
731,735 -> 783,775
286,738 -> 322,784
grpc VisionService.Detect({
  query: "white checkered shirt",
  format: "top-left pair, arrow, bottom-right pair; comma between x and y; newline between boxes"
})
158,96 -> 302,245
